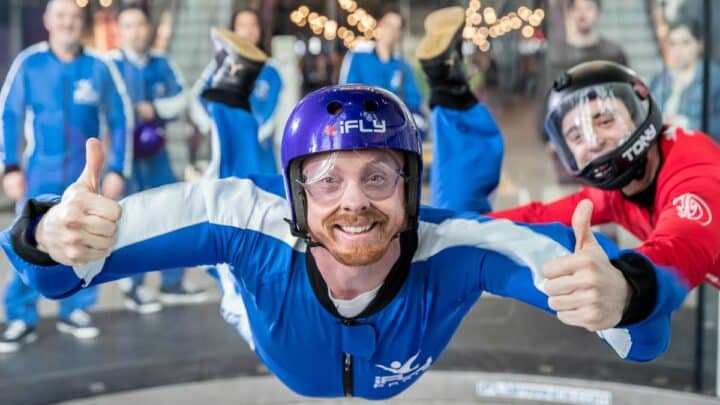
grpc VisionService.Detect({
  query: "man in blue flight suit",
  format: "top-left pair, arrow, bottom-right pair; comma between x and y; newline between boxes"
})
0,0 -> 131,352
1,30 -> 687,399
110,4 -> 205,314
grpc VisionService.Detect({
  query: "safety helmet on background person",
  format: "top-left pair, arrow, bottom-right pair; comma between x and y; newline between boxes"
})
281,84 -> 422,239
545,60 -> 663,190
133,121 -> 166,159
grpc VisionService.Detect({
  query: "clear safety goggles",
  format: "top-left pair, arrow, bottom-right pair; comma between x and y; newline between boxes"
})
296,151 -> 407,206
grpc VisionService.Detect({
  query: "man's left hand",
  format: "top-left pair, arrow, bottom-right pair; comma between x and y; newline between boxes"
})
135,101 -> 156,122
542,199 -> 631,332
101,172 -> 125,200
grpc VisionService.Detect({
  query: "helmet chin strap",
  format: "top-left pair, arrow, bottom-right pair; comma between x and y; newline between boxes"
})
305,237 -> 326,249
633,156 -> 648,181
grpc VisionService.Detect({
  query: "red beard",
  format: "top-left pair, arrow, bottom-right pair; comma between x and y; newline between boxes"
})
317,208 -> 403,266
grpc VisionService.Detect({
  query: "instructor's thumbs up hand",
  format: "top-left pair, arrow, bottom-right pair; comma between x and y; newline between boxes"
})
35,139 -> 122,266
542,199 -> 631,332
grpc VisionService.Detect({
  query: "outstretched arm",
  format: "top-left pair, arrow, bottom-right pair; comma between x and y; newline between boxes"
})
2,139 -> 291,300
479,201 -> 687,361
489,186 -> 615,225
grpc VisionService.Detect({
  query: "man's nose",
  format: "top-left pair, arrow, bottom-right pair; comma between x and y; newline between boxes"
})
339,180 -> 370,213
587,133 -> 607,150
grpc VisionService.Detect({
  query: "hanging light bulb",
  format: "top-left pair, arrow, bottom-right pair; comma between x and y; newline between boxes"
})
521,25 -> 535,38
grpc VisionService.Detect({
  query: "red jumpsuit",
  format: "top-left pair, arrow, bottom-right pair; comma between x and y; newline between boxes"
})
492,127 -> 720,288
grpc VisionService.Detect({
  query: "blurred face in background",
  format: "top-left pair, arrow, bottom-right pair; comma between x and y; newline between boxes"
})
44,0 -> 84,48
567,0 -> 600,35
376,12 -> 403,49
667,26 -> 702,71
117,8 -> 151,54
233,11 -> 261,46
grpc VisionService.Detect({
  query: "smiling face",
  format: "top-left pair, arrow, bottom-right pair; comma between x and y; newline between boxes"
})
302,150 -> 407,266
561,96 -> 637,169
44,0 -> 84,48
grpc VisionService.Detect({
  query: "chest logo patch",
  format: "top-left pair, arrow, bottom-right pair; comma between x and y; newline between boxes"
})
73,79 -> 99,105
373,351 -> 432,389
673,193 -> 712,226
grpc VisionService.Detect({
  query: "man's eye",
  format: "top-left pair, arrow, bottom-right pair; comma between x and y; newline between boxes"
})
321,176 -> 339,184
366,174 -> 387,184
565,131 -> 581,143
596,114 -> 615,127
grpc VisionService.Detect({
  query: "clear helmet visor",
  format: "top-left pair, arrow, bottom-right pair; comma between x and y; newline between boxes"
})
545,83 -> 650,173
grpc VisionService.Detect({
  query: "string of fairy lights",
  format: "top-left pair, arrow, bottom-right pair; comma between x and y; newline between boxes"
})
289,1 -> 377,49
462,1 -> 545,51
289,1 -> 545,52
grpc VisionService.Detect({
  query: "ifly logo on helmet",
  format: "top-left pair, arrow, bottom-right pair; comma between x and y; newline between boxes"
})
324,120 -> 387,136
621,124 -> 657,162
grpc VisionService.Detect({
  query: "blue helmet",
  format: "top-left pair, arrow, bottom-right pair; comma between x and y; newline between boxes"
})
281,84 -> 422,238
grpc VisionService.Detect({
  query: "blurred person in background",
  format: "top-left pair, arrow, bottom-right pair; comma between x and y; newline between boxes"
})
544,0 -> 627,97
649,19 -> 720,143
189,7 -> 282,179
339,5 -> 427,139
0,0 -> 131,352
110,4 -> 206,314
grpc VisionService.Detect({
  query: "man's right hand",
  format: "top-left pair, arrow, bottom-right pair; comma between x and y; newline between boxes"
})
2,170 -> 26,201
35,138 -> 122,266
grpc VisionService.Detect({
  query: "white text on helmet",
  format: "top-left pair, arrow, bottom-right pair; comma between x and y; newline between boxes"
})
621,124 -> 657,162
339,120 -> 387,134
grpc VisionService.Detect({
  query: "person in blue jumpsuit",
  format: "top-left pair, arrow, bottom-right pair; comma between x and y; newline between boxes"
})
0,0 -> 131,352
339,6 -> 428,138
1,31 -> 688,399
110,4 -> 205,314
189,7 -> 282,179
415,7 -> 504,213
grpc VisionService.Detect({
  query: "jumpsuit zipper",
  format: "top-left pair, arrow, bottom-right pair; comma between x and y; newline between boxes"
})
342,319 -> 354,397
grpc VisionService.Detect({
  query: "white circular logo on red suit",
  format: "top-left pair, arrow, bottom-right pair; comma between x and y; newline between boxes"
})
673,193 -> 713,226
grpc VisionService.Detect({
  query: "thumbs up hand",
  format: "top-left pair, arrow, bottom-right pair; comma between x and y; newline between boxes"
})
35,139 -> 122,266
542,199 -> 631,332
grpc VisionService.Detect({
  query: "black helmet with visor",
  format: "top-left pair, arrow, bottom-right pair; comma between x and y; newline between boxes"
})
545,61 -> 663,190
